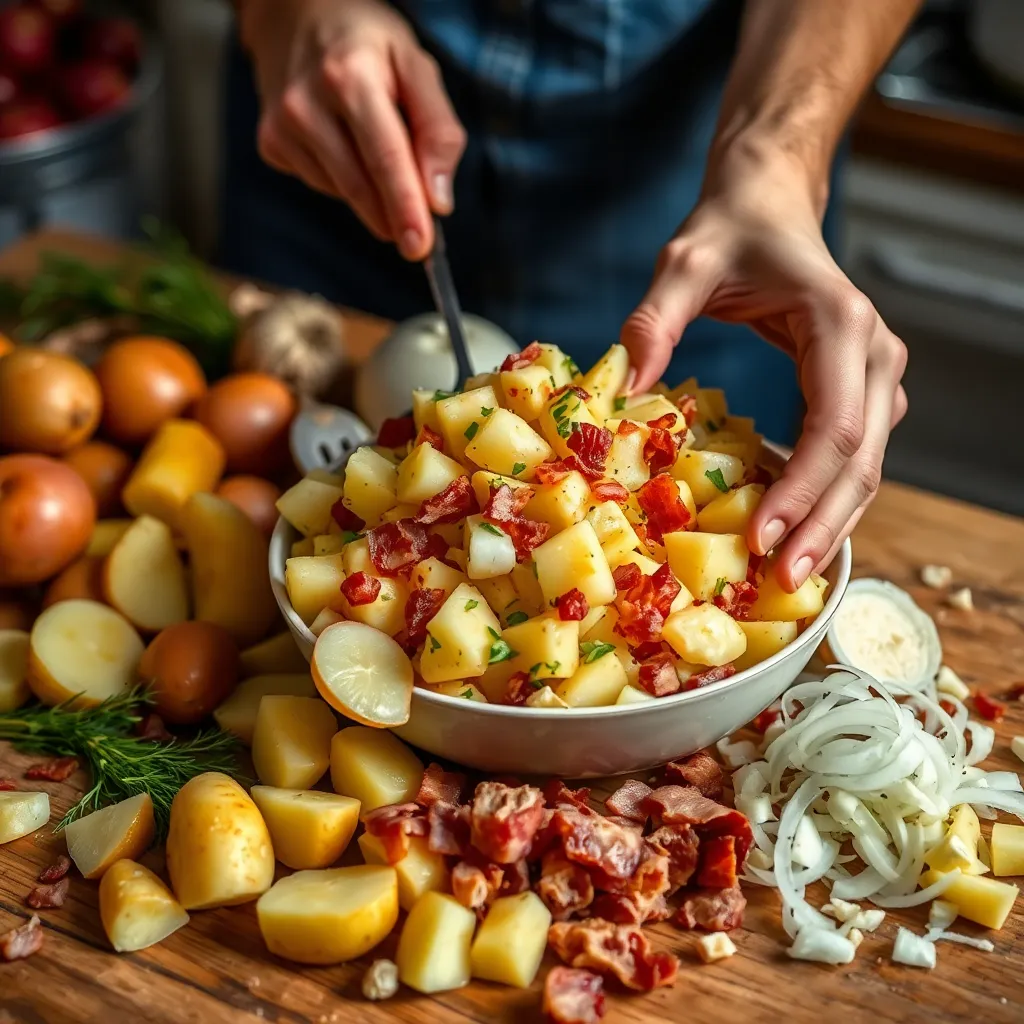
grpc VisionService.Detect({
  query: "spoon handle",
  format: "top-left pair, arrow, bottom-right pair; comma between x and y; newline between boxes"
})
425,216 -> 473,389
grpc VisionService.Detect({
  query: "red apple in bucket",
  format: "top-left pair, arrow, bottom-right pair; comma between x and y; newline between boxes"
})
60,58 -> 130,118
0,4 -> 56,75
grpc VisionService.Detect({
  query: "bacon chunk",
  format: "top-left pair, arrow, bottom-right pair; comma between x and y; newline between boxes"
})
697,835 -> 738,889
367,520 -> 443,578
415,424 -> 444,451
26,877 -> 69,910
471,782 -> 546,864
500,858 -> 531,896
535,461 -> 574,486
501,340 -> 543,372
377,415 -> 416,447
646,825 -> 700,892
612,563 -> 642,593
362,803 -> 429,863
536,851 -> 595,920
340,570 -> 381,606
0,779 -> 16,791
451,860 -> 503,912
675,394 -> 698,426
680,665 -> 736,692
0,915 -> 43,962
604,815 -> 645,833
549,808 -> 643,882
548,919 -> 679,992
637,651 -> 680,697
543,966 -> 606,1024
674,886 -> 746,932
589,481 -> 629,505
752,706 -> 780,733
427,801 -> 471,857
589,892 -> 671,925
616,420 -> 641,437
556,589 -> 589,622
566,424 -> 613,480
483,484 -> 550,561
135,712 -> 173,743
614,563 -> 680,646
330,499 -> 365,533
543,780 -> 592,813
974,692 -> 1005,722
642,428 -> 682,474
641,785 -> 753,864
603,780 -> 651,823
636,474 -> 691,543
402,587 -> 446,647
415,763 -> 468,808
552,384 -> 592,403
24,757 -> 78,782
504,671 -> 534,706
712,580 -> 758,620
661,751 -> 724,800
415,475 -> 477,525
38,856 -> 71,885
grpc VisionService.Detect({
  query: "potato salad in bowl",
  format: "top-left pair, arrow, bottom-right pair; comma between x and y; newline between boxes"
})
270,341 -> 850,776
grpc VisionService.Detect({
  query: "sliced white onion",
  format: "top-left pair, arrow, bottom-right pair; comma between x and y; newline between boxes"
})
925,930 -> 995,953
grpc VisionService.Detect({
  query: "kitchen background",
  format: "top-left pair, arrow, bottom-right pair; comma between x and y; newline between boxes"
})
1,0 -> 1022,515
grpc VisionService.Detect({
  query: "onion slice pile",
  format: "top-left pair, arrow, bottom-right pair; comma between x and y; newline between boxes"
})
732,666 -> 1024,963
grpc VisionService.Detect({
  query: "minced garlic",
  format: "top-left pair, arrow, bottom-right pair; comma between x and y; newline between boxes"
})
920,565 -> 952,589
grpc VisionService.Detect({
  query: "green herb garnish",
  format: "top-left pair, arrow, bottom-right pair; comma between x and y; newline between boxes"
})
460,688 -> 474,699
530,679 -> 545,690
529,662 -> 543,676
579,641 -> 616,664
563,355 -> 580,377
480,406 -> 494,417
340,530 -> 364,545
433,389 -> 456,402
705,467 -> 729,493
464,421 -> 480,441
613,396 -> 627,412
480,522 -> 504,536
713,577 -> 727,596
429,635 -> 442,651
512,462 -> 526,476
506,610 -> 529,626
464,599 -> 479,611
545,661 -> 561,673
487,627 -> 517,664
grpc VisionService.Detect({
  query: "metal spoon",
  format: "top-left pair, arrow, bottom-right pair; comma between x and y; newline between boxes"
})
289,397 -> 374,475
424,215 -> 473,389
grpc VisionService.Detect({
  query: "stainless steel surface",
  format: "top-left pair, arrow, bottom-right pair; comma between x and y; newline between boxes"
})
289,400 -> 374,476
424,216 -> 473,389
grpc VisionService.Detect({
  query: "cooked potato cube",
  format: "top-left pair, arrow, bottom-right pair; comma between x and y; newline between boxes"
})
991,823 -> 1024,877
695,387 -> 728,425
555,652 -> 627,707
396,892 -> 477,994
535,343 -> 578,388
359,833 -> 450,911
733,621 -> 798,671
0,791 -> 49,844
613,551 -> 663,577
330,726 -> 424,811
748,572 -> 825,622
663,603 -> 747,666
436,386 -> 500,461
525,471 -> 590,532
313,534 -> 347,556
624,394 -> 687,431
285,553 -> 346,624
341,448 -> 398,526
466,515 -> 517,580
470,892 -> 552,987
671,449 -> 744,506
705,435 -> 761,471
213,673 -> 317,745
585,501 -> 643,567
412,388 -> 444,433
251,695 -> 337,790
511,562 -> 546,617
603,422 -> 650,492
616,684 -> 656,704
918,869 -> 1017,929
257,864 -> 399,964
578,606 -> 639,686
471,471 -> 531,506
538,388 -> 600,460
250,787 -> 359,870
475,659 -> 519,703
338,575 -> 408,637
396,443 -> 467,506
294,538 -> 314,557
412,557 -> 468,597
533,520 -> 615,608
309,608 -> 344,636
697,484 -> 764,535
99,859 -> 189,953
503,616 -> 579,680
420,583 -> 502,682
501,363 -> 558,421
422,681 -> 489,703
64,792 -> 155,879
342,537 -> 372,575
664,532 -> 749,600
465,408 -> 552,476
474,573 -> 515,614
276,476 -> 345,538
579,344 -> 629,421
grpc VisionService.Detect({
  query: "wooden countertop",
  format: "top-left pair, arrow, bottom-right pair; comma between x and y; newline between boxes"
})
2,231 -> 1023,1024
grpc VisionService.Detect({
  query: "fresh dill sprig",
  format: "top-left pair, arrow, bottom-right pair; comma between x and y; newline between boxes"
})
0,689 -> 243,837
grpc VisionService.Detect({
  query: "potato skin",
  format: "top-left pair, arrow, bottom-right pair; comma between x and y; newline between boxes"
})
165,772 -> 274,910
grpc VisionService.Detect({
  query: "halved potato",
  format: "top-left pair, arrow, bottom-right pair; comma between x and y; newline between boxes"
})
213,673 -> 317,745
64,792 -> 156,880
250,786 -> 360,870
330,726 -> 424,811
0,791 -> 50,844
99,859 -> 189,952
0,628 -> 31,712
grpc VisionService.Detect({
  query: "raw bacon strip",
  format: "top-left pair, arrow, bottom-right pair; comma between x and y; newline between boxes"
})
680,665 -> 736,692
427,801 -> 471,857
24,757 -> 78,782
415,763 -> 468,808
641,785 -> 753,863
642,428 -> 682,474
646,825 -> 700,892
0,915 -> 43,962
451,860 -> 503,912
543,780 -> 592,813
415,475 -> 477,524
612,563 -> 642,592
415,424 -> 444,451
471,782 -> 547,864
367,520 -> 440,578
589,481 -> 629,505
537,852 -> 595,920
0,779 -> 16,791
713,580 -> 758,620
549,808 -> 643,881
377,415 -> 417,447
331,499 -> 365,533
340,571 -> 381,606
38,856 -> 71,884
543,966 -> 606,1024
697,835 -> 738,889
26,877 -> 69,909
402,587 -> 447,648
556,589 -> 589,622
566,424 -> 613,480
604,780 -> 652,823
637,651 -> 680,697
548,919 -> 679,992
614,564 -> 681,646
661,751 -> 724,800
501,340 -> 543,372
362,803 -> 429,863
636,474 -> 691,543
674,886 -> 746,932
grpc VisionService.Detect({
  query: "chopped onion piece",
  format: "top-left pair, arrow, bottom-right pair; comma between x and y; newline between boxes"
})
925,930 -> 995,953
789,928 -> 856,965
821,897 -> 860,923
892,928 -> 936,969
717,737 -> 760,768
928,900 -> 958,931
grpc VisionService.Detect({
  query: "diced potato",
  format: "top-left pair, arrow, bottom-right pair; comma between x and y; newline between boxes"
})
511,562 -> 545,617
533,521 -> 615,608
705,435 -> 761,471
447,547 -> 468,571
810,573 -> 830,602
697,484 -> 764,535
470,892 -> 552,987
949,805 -> 981,850
733,621 -> 798,671
412,388 -> 444,433
436,386 -> 500,462
474,660 -> 518,703
524,471 -> 590,532
64,792 -> 155,879
213,674 -> 317,745
396,892 -> 477,994
616,684 -> 656,704
465,408 -> 552,476
285,553 -> 346,624
578,605 -> 639,686
412,557 -> 468,597
918,869 -> 1017,929
380,502 -> 419,523
625,394 -> 687,431
422,680 -> 489,703
466,515 -> 517,580
310,608 -> 345,636
292,538 -> 314,557
614,551 -> 663,577
0,791 -> 49,844
663,603 -> 747,666
603,422 -> 650,492
341,448 -> 398,526
924,805 -> 988,875
724,414 -> 756,436
250,787 -> 360,870
579,344 -> 629,421
502,616 -> 579,680
534,343 -> 578,389
663,532 -> 749,600
396,443 -> 466,506
314,534 -> 347,556
99,859 -> 190,952
306,469 -> 345,486
0,629 -> 30,713
991,824 -> 1024,877
464,370 -> 500,391
671,449 -> 744,506
433,520 -> 465,548
276,477 -> 345,538
342,537 -> 372,575
586,501 -> 642,567
695,387 -> 728,425
359,833 -> 450,911
420,583 -> 502,682
330,726 -> 424,811
501,363 -> 558,422
538,388 -> 600,460
251,695 -> 337,790
748,573 -> 825,622
240,633 -> 309,678
555,652 -> 627,707
257,864 -> 399,964
474,573 -> 516,616
338,575 -> 408,637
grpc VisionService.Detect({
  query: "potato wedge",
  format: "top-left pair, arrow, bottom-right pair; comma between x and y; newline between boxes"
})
250,787 -> 360,870
0,791 -> 49,844
99,859 -> 189,952
0,628 -> 30,713
64,792 -> 156,880
213,673 -> 317,745
251,695 -> 337,790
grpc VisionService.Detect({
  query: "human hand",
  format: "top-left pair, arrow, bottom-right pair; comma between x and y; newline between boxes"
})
621,149 -> 907,592
239,0 -> 466,259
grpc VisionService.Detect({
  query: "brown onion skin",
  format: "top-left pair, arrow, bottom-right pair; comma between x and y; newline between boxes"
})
215,475 -> 282,537
62,441 -> 133,517
0,454 -> 97,586
43,556 -> 107,608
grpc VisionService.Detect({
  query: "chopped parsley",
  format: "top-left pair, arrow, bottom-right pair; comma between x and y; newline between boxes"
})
480,522 -> 504,536
506,610 -> 529,626
713,577 -> 727,596
464,599 -> 479,612
487,627 -> 517,664
580,640 -> 616,664
530,679 -> 545,689
429,635 -> 442,651
552,402 -> 569,421
613,396 -> 627,412
460,688 -> 474,699
529,662 -> 543,676
464,421 -> 480,441
512,462 -> 526,476
705,467 -> 729,493
545,660 -> 561,674
480,406 -> 494,417
433,389 -> 456,402
340,530 -> 364,544
563,355 -> 580,377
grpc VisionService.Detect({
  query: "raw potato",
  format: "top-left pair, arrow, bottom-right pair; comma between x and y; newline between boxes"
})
28,599 -> 144,708
285,553 -> 346,624
396,891 -> 477,994
86,518 -> 133,557
733,621 -> 798,671
465,408 -> 552,476
64,792 -> 156,879
250,786 -> 360,870
470,892 -> 552,987
240,633 -> 310,677
276,475 -> 345,538
103,515 -> 190,632
122,419 -> 226,531
748,572 -> 825,622
99,859 -> 190,953
0,628 -> 30,712
359,833 -> 450,911
251,695 -> 337,789
179,492 -> 278,646
918,869 -> 1018,929
663,603 -> 747,666
396,443 -> 466,506
696,484 -> 764,535
166,772 -> 275,910
671,449 -> 744,506
419,582 -> 502,683
213,673 -> 317,745
256,864 -> 399,964
0,791 -> 50,844
341,448 -> 398,526
533,520 -> 615,608
330,726 -> 424,812
990,823 -> 1024,877
663,531 -> 749,600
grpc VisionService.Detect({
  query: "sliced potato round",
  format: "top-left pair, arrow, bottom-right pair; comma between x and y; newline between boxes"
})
64,792 -> 156,880
0,628 -> 31,713
312,621 -> 413,728
28,599 -> 144,708
99,859 -> 190,953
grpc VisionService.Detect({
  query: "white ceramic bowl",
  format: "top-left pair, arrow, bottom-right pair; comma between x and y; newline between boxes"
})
270,447 -> 851,778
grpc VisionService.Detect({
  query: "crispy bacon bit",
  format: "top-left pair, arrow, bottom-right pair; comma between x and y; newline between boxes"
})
642,428 -> 683,474
427,801 -> 471,857
415,424 -> 444,451
505,672 -> 534,706
973,692 -> 1005,722
415,763 -> 468,808
557,589 -> 589,622
680,665 -> 736,692
636,474 -> 691,542
135,712 -> 173,743
24,757 -> 78,782
550,808 -> 643,881
415,475 -> 477,524
402,587 -> 447,647
471,782 -> 547,863
646,825 -> 700,892
501,340 -> 543,372
637,651 -> 680,697
566,424 -> 613,480
604,780 -> 652,823
543,780 -> 592,813
340,570 -> 381,607
26,877 -> 69,910
0,779 -> 16,791
612,563 -> 642,592
451,860 -> 503,912
713,580 -> 758,620
0,915 -> 43,962
675,394 -> 698,426
614,563 -> 681,646
642,785 -> 753,864
537,851 -> 595,920
500,858 -> 531,896
548,919 -> 679,992
752,707 -> 780,733
38,856 -> 71,885
483,484 -> 551,561
330,498 -> 365,533
604,815 -> 645,833
590,480 -> 629,505
630,640 -> 668,662
543,966 -> 606,1024
675,886 -> 746,932
616,420 -> 641,437
362,803 -> 429,863
647,413 -> 679,431
377,415 -> 416,447
367,519 -> 439,577
535,461 -> 575,486
662,751 -> 724,800
552,384 -> 592,403
590,890 -> 671,925
697,835 -> 738,889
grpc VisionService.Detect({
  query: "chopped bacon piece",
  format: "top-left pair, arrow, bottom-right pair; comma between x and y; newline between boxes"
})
415,424 -> 444,451
647,413 -> 679,431
471,782 -> 547,864
535,461 -> 575,486
415,475 -> 477,524
500,858 -> 531,895
505,672 -> 534,706
402,587 -> 447,647
0,779 -> 16,791
674,886 -> 746,932
675,394 -> 698,426
26,877 -> 69,910
973,692 -> 1005,722
362,803 -> 429,863
24,757 -> 78,782
604,815 -> 645,833
38,856 -> 71,885
543,780 -> 592,813
604,780 -> 652,823
621,844 -> 671,901
630,640 -> 669,662
566,424 -> 613,480
614,563 -> 680,646
590,892 -> 671,925
366,519 -> 438,577
550,808 -> 644,882
340,570 -> 381,607
557,589 -> 589,622
135,712 -> 173,743
548,919 -> 679,992
377,415 -> 416,447
641,785 -> 753,864
451,860 -> 503,912
616,420 -> 641,436
697,835 -> 738,889
536,852 -> 596,920
751,707 -> 780,733
0,915 -> 43,962
642,428 -> 683,474
543,966 -> 606,1024
552,384 -> 592,403
501,341 -> 543,372
415,763 -> 468,808
637,651 -> 680,697
427,801 -> 471,857
661,751 -> 724,800
680,664 -> 736,692
483,484 -> 550,561
646,825 -> 700,892
713,580 -> 758,620
612,563 -> 642,592
330,499 -> 365,533
636,474 -> 691,542
589,481 -> 629,505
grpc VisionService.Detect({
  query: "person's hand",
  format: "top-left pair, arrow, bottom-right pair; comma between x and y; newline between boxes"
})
621,148 -> 907,592
239,0 -> 466,259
